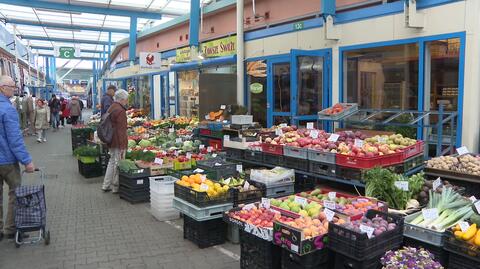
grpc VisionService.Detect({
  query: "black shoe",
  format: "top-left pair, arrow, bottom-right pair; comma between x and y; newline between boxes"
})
102,188 -> 112,193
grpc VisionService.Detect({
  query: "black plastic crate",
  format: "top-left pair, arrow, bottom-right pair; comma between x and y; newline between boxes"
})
309,161 -> 337,177
225,148 -> 245,160
283,156 -> 309,171
196,159 -> 237,180
119,168 -> 150,179
78,160 -> 103,178
294,174 -> 315,193
281,248 -> 330,269
240,230 -> 282,269
244,150 -> 263,162
447,249 -> 480,269
334,252 -> 382,269
444,232 -> 480,269
328,210 -> 404,260
119,173 -> 150,190
231,182 -> 265,206
183,215 -> 226,248
119,189 -> 150,204
391,153 -> 424,174
403,236 -> 448,266
263,153 -> 284,166
174,183 -> 232,207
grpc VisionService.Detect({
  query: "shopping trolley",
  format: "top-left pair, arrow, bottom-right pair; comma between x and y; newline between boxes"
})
13,168 -> 50,248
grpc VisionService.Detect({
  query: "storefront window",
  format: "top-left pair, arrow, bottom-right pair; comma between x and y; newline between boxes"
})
198,65 -> 237,119
344,43 -> 419,110
248,74 -> 267,127
273,63 -> 291,112
297,56 -> 323,115
178,70 -> 199,117
137,75 -> 151,116
168,72 -> 176,116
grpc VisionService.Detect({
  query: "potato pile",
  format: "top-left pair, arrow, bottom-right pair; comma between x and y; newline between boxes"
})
426,154 -> 480,175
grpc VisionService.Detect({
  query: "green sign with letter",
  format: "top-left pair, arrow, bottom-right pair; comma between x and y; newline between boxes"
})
293,22 -> 304,31
59,47 -> 75,59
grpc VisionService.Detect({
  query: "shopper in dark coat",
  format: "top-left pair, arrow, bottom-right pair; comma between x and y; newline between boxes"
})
101,85 -> 116,116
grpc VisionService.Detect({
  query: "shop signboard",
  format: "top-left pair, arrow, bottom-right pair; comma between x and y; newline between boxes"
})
293,21 -> 304,31
59,47 -> 75,59
176,47 -> 191,63
200,36 -> 236,58
250,82 -> 264,94
140,52 -> 162,68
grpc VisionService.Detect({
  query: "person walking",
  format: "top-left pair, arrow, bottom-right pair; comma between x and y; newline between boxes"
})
0,75 -> 35,241
26,92 -> 35,135
48,94 -> 61,130
102,89 -> 129,193
69,96 -> 82,125
101,85 -> 116,116
59,97 -> 69,128
19,93 -> 29,135
34,99 -> 50,143
79,98 -> 84,122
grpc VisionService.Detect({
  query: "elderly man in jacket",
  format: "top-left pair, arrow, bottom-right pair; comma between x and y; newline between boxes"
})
102,89 -> 128,193
0,75 -> 35,241
101,85 -> 116,116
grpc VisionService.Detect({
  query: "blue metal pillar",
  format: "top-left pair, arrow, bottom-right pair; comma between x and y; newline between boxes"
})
44,56 -> 50,85
92,61 -> 98,113
108,32 -> 112,60
129,16 -> 137,63
189,0 -> 200,47
50,57 -> 56,89
321,0 -> 336,16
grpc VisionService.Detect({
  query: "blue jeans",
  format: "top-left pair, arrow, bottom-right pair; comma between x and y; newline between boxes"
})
51,112 -> 60,129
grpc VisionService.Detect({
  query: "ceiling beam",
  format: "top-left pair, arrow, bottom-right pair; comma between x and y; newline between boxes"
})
38,53 -> 102,61
0,0 -> 162,19
5,18 -> 130,33
31,45 -> 104,54
19,35 -> 112,45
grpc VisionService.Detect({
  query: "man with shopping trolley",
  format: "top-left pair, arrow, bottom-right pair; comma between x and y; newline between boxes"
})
0,75 -> 35,241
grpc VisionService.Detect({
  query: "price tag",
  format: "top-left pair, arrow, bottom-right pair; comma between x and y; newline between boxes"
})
154,158 -> 164,165
239,134 -> 243,139
422,208 -> 439,221
358,198 -> 370,203
236,164 -> 243,173
275,128 -> 283,136
475,201 -> 480,213
212,154 -> 218,158
207,146 -> 213,153
224,178 -> 231,185
220,104 -> 226,110
224,135 -> 230,141
205,115 -> 210,120
354,139 -> 364,148
456,146 -> 469,156
193,168 -> 204,173
169,128 -> 174,133
214,162 -> 222,166
324,208 -> 335,222
294,196 -> 308,207
327,134 -> 340,142
310,130 -> 319,139
176,138 -> 182,143
432,178 -> 442,191
136,179 -> 144,185
360,224 -> 375,239
143,149 -> 148,153
469,196 -> 477,202
290,244 -> 299,253
394,181 -> 409,191
243,204 -> 255,210
199,144 -> 205,150
306,122 -> 314,130
324,200 -> 336,210
279,123 -> 288,128
243,181 -> 250,191
222,120 -> 228,124
377,136 -> 387,143
261,198 -> 270,209
200,183 -> 209,191
200,175 -> 207,182
174,150 -> 179,156
186,152 -> 192,160
459,221 -> 470,233
328,192 -> 336,201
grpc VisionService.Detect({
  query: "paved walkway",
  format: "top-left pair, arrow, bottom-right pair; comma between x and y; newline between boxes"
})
0,118 -> 240,269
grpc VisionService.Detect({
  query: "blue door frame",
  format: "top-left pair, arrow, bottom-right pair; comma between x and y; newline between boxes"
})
267,56 -> 291,127
290,49 -> 332,129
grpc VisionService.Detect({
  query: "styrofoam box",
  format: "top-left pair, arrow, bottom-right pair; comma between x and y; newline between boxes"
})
231,115 -> 253,125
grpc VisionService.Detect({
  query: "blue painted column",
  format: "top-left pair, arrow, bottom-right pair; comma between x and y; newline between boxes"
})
129,16 -> 137,63
107,32 -> 112,62
92,61 -> 98,113
321,0 -> 336,16
45,56 -> 50,85
189,0 -> 200,47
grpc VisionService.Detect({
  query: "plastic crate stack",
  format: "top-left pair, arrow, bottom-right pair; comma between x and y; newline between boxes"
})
149,176 -> 179,222
118,169 -> 151,204
77,160 -> 103,178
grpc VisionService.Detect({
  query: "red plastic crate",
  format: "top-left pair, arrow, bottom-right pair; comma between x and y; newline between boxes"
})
199,128 -> 212,136
209,139 -> 223,151
336,151 -> 403,169
402,141 -> 425,160
261,143 -> 284,155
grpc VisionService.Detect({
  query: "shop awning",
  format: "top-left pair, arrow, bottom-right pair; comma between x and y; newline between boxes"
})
170,55 -> 237,71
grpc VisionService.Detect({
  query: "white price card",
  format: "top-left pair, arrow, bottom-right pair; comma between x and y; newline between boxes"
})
275,128 -> 283,136
236,164 -> 243,173
422,208 -> 439,221
328,192 -> 337,201
214,162 -> 222,166
456,146 -> 469,156
136,179 -> 144,185
243,181 -> 250,191
224,178 -> 231,185
176,138 -> 182,143
360,224 -> 375,239
261,198 -> 270,209
324,208 -> 335,222
205,115 -> 210,120
306,122 -> 314,130
186,152 -> 192,160
169,128 -> 175,133
377,136 -> 387,143
290,244 -> 299,253
243,204 -> 255,210
279,123 -> 288,128
470,196 -> 477,202
199,144 -> 205,150
200,175 -> 207,182
324,200 -> 336,210
354,139 -> 364,148
327,134 -> 340,142
220,104 -> 226,110
143,149 -> 148,153
154,158 -> 164,165
193,168 -> 204,173
432,178 -> 442,191
394,181 -> 409,191
207,146 -> 213,153
475,200 -> 480,213
212,153 -> 218,158
200,183 -> 209,191
310,130 -> 319,139
459,221 -> 470,233
224,135 -> 230,141
174,150 -> 179,156
294,196 -> 308,207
